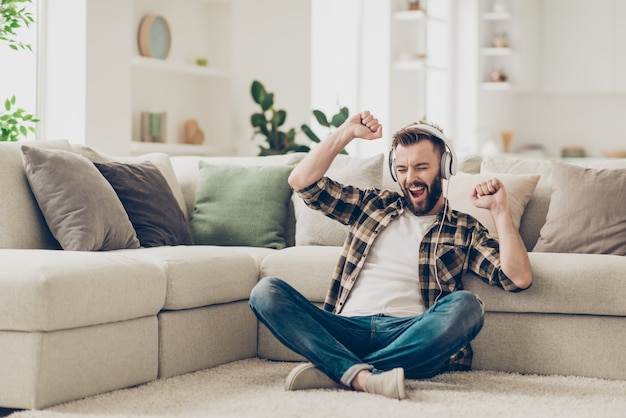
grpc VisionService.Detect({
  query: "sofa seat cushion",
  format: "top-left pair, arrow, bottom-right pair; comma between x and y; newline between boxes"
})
260,246 -> 343,303
464,252 -> 626,317
229,246 -> 276,266
122,246 -> 259,310
0,249 -> 165,332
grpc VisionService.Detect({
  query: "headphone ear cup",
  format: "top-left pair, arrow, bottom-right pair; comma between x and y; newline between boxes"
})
388,150 -> 398,182
440,150 -> 451,180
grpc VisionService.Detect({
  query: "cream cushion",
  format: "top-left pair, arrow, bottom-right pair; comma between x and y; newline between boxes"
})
533,162 -> 626,255
293,153 -> 384,246
0,249 -> 165,331
445,172 -> 540,238
123,246 -> 259,310
480,155 -> 626,249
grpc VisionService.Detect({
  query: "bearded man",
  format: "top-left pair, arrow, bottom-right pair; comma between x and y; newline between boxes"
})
249,111 -> 532,400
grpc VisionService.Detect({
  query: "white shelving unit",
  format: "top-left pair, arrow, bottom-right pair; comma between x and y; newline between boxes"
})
130,0 -> 234,156
479,1 -> 515,91
388,0 -> 451,133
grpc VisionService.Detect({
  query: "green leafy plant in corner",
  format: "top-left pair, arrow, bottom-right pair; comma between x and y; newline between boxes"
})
1,0 -> 38,142
0,0 -> 35,52
0,95 -> 39,141
250,80 -> 311,156
301,106 -> 350,155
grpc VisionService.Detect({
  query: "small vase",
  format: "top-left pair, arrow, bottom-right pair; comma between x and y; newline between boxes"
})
501,131 -> 514,153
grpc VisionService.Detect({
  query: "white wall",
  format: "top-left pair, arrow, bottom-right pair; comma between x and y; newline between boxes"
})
231,0 -> 312,156
42,0 -> 86,145
43,0 -> 131,155
512,94 -> 626,157
84,0 -> 132,155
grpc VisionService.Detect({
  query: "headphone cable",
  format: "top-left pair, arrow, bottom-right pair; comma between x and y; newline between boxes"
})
432,178 -> 451,305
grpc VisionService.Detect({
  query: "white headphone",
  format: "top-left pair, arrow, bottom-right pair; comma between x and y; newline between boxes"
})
389,123 -> 458,182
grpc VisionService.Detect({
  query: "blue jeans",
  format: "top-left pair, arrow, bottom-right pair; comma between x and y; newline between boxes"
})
249,276 -> 484,387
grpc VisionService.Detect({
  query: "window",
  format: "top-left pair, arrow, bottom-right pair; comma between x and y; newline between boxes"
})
0,0 -> 40,141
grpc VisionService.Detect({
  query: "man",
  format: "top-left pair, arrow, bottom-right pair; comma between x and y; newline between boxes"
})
249,111 -> 532,400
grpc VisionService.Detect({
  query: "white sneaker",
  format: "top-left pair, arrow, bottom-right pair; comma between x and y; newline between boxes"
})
365,368 -> 406,400
285,363 -> 341,391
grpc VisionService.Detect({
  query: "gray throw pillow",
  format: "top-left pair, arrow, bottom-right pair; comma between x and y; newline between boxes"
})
95,161 -> 193,247
533,161 -> 626,255
20,146 -> 140,251
293,153 -> 384,246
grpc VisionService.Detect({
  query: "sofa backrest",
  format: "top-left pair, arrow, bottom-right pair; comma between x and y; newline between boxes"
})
479,155 -> 626,251
0,140 -> 72,249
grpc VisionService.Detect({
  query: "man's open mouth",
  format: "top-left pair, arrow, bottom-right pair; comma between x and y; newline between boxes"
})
408,184 -> 426,199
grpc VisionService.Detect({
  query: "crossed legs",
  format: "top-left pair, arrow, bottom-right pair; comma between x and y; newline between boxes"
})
249,277 -> 484,393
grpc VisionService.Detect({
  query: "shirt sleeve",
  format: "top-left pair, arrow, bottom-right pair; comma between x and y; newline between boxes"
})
467,225 -> 526,292
295,176 -> 368,226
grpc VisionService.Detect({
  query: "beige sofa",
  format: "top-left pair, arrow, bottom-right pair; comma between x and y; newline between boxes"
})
0,140 -> 624,410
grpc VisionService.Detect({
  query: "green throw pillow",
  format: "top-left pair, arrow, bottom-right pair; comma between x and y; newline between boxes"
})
190,162 -> 294,249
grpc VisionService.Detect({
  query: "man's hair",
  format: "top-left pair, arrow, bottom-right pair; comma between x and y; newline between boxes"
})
391,120 -> 446,159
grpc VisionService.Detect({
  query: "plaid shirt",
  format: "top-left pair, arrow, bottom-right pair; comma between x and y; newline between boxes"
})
297,176 -> 525,371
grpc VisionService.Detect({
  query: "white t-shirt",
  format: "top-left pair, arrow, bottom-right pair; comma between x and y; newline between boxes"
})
340,212 -> 437,317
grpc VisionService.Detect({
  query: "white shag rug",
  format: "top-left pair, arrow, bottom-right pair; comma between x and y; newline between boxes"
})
9,358 -> 626,418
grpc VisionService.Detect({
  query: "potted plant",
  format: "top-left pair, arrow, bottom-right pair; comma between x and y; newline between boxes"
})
301,105 -> 350,155
0,0 -> 39,142
250,80 -> 310,156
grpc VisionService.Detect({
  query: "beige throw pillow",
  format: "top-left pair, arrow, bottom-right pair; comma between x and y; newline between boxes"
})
445,172 -> 540,239
293,154 -> 384,246
533,162 -> 626,255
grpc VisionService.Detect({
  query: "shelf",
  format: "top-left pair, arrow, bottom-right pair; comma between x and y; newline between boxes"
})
481,82 -> 512,91
131,56 -> 230,78
481,47 -> 512,56
130,141 -> 234,157
393,10 -> 426,21
481,12 -> 513,20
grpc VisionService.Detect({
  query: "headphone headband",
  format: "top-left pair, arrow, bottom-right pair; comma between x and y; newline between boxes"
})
389,123 -> 457,181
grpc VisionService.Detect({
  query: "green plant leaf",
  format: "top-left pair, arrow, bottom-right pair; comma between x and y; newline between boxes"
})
313,110 -> 330,127
250,80 -> 265,105
301,124 -> 321,143
331,107 -> 349,127
284,143 -> 311,153
4,99 -> 10,111
260,92 -> 273,111
250,112 -> 266,128
271,110 -> 286,128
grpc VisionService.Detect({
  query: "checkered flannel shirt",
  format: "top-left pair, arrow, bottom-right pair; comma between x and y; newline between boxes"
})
296,176 -> 525,371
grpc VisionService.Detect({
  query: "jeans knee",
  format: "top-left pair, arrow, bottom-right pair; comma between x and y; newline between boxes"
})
249,276 -> 284,312
450,291 -> 484,329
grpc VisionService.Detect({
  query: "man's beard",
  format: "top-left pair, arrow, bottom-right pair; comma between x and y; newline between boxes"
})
401,176 -> 443,216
